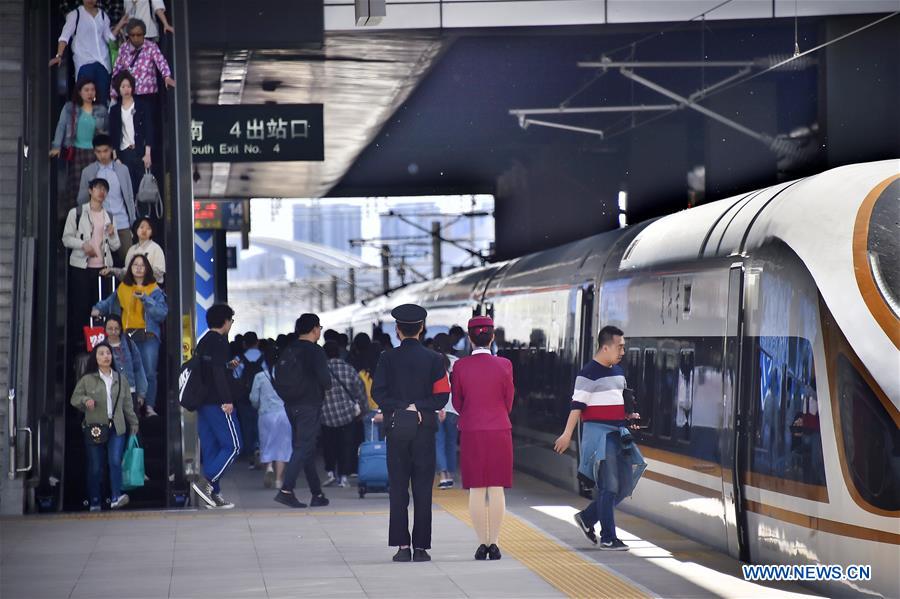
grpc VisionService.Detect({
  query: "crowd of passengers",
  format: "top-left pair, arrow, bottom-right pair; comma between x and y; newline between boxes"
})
56,0 -> 174,511
226,326 -> 473,494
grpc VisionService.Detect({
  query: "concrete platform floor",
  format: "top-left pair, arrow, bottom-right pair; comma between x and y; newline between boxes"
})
0,456 -> 822,599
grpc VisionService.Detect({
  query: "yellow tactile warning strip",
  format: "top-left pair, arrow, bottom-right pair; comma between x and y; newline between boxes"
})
433,489 -> 650,599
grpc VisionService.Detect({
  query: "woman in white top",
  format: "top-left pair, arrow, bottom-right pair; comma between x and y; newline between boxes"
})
70,342 -> 139,511
103,217 -> 165,284
122,0 -> 174,40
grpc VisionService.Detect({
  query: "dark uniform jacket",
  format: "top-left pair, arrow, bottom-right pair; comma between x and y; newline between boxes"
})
195,330 -> 233,406
372,338 -> 450,430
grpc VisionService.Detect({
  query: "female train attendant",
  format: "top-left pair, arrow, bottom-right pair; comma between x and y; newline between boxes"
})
451,316 -> 515,561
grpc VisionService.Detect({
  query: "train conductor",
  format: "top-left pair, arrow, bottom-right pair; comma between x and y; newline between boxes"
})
373,304 -> 451,562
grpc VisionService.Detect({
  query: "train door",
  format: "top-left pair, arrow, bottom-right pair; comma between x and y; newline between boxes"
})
721,263 -> 751,562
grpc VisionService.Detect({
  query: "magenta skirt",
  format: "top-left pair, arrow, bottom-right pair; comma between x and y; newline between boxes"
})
459,429 -> 513,489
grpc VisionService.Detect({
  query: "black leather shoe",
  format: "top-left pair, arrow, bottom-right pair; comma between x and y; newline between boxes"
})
412,548 -> 431,562
487,544 -> 502,560
474,544 -> 489,560
392,548 -> 412,562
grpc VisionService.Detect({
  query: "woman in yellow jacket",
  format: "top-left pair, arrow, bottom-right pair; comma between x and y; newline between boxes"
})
71,342 -> 139,511
93,254 -> 167,417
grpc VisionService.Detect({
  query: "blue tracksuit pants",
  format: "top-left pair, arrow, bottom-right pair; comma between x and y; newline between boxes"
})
197,404 -> 242,494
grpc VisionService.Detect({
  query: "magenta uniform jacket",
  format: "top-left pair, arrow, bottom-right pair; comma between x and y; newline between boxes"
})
452,350 -> 515,488
451,351 -> 514,430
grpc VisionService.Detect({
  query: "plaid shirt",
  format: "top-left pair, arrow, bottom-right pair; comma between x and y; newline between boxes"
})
322,359 -> 366,427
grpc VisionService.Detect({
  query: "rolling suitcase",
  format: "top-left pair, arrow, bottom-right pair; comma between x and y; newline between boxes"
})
357,415 -> 389,498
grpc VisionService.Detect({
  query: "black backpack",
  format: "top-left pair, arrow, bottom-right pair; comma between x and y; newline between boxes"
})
239,355 -> 265,395
272,343 -> 305,402
178,354 -> 206,412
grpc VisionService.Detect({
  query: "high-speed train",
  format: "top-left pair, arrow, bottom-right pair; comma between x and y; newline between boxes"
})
322,160 -> 899,597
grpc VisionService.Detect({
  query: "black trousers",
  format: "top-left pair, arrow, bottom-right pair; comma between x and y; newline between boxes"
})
387,424 -> 436,549
282,404 -> 322,496
322,422 -> 355,477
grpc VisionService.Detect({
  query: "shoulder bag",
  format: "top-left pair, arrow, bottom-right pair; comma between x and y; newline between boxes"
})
83,372 -> 121,445
328,365 -> 362,417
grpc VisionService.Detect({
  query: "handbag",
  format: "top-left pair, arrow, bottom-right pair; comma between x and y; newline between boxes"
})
83,316 -> 106,352
121,435 -> 145,490
328,366 -> 362,418
82,372 -> 121,445
389,409 -> 419,442
136,169 -> 163,218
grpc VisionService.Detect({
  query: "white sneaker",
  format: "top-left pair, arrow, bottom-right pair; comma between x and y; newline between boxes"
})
337,476 -> 349,488
110,494 -> 130,509
145,406 -> 158,418
323,472 -> 336,487
264,467 -> 276,488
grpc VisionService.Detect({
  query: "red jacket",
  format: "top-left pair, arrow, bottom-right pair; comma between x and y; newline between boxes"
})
451,352 -> 514,431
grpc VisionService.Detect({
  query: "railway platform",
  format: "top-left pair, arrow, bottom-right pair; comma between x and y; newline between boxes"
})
1,464 -> 820,599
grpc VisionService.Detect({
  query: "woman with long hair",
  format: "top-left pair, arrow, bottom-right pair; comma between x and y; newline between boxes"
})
249,340 -> 293,490
451,317 -> 515,560
70,341 -> 139,511
92,253 -> 167,416
108,70 -> 155,197
50,77 -> 109,200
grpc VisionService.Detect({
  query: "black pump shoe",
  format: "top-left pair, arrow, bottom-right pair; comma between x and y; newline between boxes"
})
413,548 -> 431,562
474,544 -> 489,560
393,547 -> 412,562
487,544 -> 502,560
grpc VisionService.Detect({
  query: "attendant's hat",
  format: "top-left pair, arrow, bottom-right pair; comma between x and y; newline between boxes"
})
391,304 -> 427,324
467,316 -> 494,335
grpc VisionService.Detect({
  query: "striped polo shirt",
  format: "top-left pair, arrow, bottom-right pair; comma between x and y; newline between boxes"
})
570,360 -> 627,424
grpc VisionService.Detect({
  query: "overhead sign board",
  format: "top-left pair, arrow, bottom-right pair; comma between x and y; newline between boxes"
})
190,104 -> 324,163
188,0 -> 323,50
194,200 -> 245,231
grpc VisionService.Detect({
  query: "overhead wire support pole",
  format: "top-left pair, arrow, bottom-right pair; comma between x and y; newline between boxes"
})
389,211 -> 486,265
578,60 -> 756,68
619,68 -> 772,144
509,104 -> 677,116
521,118 -> 606,138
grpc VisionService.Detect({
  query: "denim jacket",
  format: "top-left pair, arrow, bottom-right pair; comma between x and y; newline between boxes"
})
51,102 -> 109,149
110,336 -> 148,397
93,285 -> 168,338
578,422 -> 647,503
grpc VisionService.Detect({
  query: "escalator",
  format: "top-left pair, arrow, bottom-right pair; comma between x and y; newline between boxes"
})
20,0 -> 195,513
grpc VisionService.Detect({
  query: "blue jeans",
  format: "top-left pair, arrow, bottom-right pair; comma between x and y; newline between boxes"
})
435,412 -> 458,474
134,334 -> 160,408
363,410 -> 383,442
85,430 -> 127,507
580,432 -> 621,543
76,62 -> 110,105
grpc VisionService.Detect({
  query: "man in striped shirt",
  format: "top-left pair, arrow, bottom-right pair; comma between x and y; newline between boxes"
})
554,326 -> 640,550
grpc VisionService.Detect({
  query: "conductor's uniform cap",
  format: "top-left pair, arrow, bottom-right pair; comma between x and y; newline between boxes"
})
391,304 -> 427,324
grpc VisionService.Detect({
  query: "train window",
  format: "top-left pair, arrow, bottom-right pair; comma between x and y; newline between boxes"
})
867,179 -> 899,317
677,350 -> 694,442
751,339 -> 826,488
642,349 -> 657,433
657,350 -> 677,438
836,355 -> 900,511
